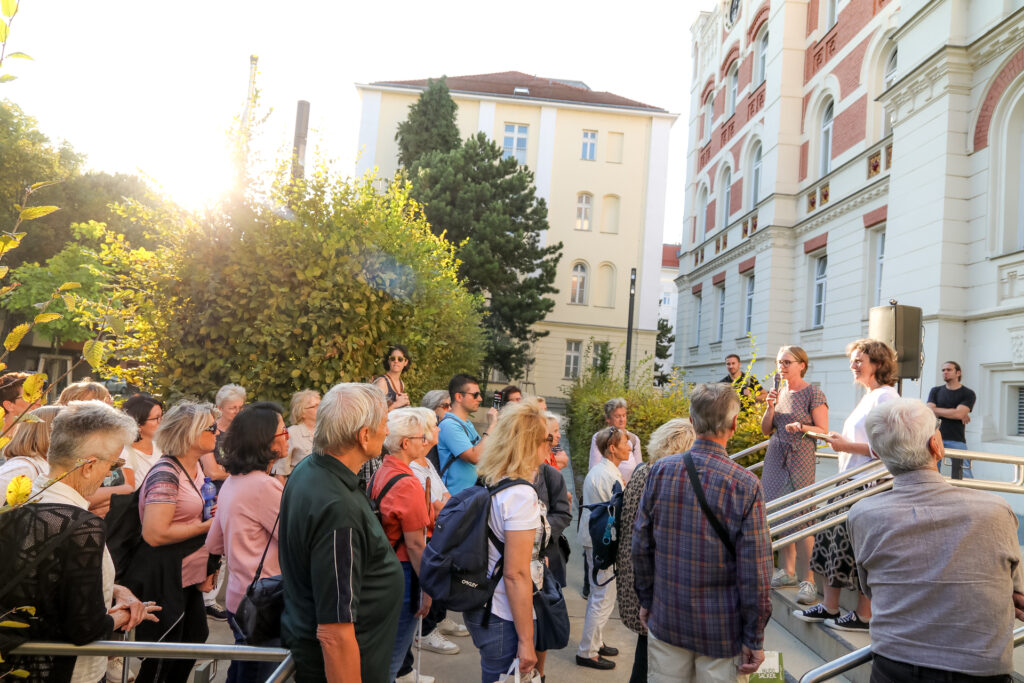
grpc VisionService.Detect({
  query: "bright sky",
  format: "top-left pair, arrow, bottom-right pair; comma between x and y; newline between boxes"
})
4,0 -> 704,244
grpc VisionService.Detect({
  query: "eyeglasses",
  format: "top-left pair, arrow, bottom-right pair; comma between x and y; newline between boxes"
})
935,418 -> 942,431
407,434 -> 429,445
459,391 -> 482,399
204,422 -> 218,434
439,402 -> 451,410
389,356 -> 407,363
274,430 -> 290,439
81,456 -> 124,471
777,359 -> 795,367
145,414 -> 162,423
544,434 -> 554,443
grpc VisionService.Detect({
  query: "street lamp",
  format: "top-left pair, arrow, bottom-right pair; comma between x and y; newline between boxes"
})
624,267 -> 637,388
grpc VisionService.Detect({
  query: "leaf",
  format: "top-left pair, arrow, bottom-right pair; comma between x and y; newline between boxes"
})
0,74 -> 16,83
83,339 -> 104,370
33,312 -> 61,324
28,180 -> 59,192
0,21 -> 9,43
18,205 -> 59,221
20,373 -> 44,402
13,606 -> 35,616
5,475 -> 30,507
6,52 -> 31,61
0,266 -> 7,279
1,0 -> 16,18
2,323 -> 29,351
10,668 -> 30,678
107,316 -> 126,336
61,293 -> 75,310
57,282 -> 81,291
17,413 -> 41,423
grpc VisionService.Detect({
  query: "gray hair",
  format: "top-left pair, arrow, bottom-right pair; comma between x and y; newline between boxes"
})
215,383 -> 247,407
544,411 -> 564,428
48,400 -> 137,471
420,390 -> 450,411
603,397 -> 627,419
647,418 -> 697,463
384,407 -> 434,453
289,389 -> 320,425
155,401 -> 218,456
314,383 -> 388,454
864,398 -> 936,475
689,383 -> 740,436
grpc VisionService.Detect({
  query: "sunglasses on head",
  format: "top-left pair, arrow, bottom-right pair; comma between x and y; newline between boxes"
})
459,391 -> 482,399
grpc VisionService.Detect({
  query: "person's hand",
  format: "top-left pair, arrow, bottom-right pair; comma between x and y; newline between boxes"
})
784,421 -> 802,434
963,414 -> 971,425
823,431 -> 849,452
765,389 -> 779,407
738,645 -> 765,674
198,572 -> 217,593
516,640 -> 537,676
110,585 -> 157,630
394,393 -> 410,408
486,407 -> 499,425
110,608 -> 131,632
1013,592 -> 1024,621
639,607 -> 649,630
415,592 -> 432,618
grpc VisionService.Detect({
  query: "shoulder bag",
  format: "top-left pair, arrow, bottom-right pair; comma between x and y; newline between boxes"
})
234,513 -> 283,645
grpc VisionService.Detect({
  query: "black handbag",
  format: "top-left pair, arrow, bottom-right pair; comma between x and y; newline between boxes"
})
234,513 -> 284,645
533,565 -> 570,651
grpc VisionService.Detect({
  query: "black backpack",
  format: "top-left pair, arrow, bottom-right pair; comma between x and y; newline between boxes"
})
584,480 -> 624,586
105,489 -> 143,582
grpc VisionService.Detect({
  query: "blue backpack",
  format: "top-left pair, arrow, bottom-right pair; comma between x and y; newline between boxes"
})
584,480 -> 624,586
419,478 -> 532,623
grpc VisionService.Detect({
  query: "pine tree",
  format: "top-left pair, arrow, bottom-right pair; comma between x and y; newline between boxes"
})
395,77 -> 461,168
655,318 -> 676,386
410,132 -> 563,382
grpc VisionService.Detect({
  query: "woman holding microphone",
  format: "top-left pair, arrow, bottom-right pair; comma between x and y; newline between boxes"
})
794,338 -> 899,632
760,346 -> 829,605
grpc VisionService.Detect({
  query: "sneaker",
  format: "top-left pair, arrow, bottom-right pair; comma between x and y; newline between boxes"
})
796,581 -> 818,605
204,604 -> 228,621
437,616 -> 469,637
575,655 -> 615,670
415,630 -> 460,655
396,672 -> 435,683
792,603 -> 840,623
106,658 -> 135,683
825,611 -> 870,632
771,568 -> 798,587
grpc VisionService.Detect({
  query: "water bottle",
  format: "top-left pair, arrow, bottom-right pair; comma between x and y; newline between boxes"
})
200,477 -> 217,521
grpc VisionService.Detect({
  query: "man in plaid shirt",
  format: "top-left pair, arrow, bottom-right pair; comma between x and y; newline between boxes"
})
632,383 -> 773,681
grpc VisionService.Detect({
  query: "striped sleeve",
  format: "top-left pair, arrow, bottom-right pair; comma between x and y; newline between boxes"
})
311,526 -> 359,624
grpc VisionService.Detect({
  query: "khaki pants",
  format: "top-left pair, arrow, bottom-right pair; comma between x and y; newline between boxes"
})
647,631 -> 748,683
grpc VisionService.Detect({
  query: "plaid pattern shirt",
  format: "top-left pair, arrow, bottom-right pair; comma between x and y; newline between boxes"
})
632,438 -> 773,658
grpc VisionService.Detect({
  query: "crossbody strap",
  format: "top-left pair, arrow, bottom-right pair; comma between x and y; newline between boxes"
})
167,456 -> 204,500
438,414 -> 477,480
371,473 -> 413,551
682,452 -> 736,558
248,512 -> 281,592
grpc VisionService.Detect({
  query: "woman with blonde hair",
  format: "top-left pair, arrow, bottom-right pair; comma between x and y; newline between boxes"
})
57,380 -> 112,405
465,400 -> 550,683
0,404 -> 63,491
271,389 -> 319,479
615,418 -> 696,682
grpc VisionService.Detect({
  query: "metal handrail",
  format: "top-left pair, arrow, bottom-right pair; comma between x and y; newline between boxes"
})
765,460 -> 884,513
771,480 -> 894,551
730,439 -> 770,462
798,626 -> 1024,682
770,477 -> 893,537
767,466 -> 889,524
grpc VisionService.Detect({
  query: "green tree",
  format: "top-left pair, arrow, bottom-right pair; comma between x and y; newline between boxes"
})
395,77 -> 461,169
409,133 -> 563,382
654,317 -> 675,386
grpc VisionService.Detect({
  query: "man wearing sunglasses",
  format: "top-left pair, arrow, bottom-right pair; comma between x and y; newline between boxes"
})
437,374 -> 499,494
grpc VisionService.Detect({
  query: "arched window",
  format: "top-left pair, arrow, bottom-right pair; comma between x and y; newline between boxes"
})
703,93 -> 714,142
821,100 -> 834,177
756,30 -> 769,84
570,263 -> 588,304
826,0 -> 838,29
720,168 -> 732,227
750,143 -> 763,207
727,65 -> 739,117
883,49 -> 898,136
697,186 -> 709,238
575,193 -> 592,231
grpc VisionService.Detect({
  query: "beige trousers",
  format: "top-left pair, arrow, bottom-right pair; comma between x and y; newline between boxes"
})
647,631 -> 749,683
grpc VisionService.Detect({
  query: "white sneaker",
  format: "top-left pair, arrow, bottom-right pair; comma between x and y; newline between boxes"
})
396,672 -> 436,683
415,629 -> 460,654
106,657 -> 135,683
797,580 -> 817,605
770,568 -> 798,587
438,616 -> 470,637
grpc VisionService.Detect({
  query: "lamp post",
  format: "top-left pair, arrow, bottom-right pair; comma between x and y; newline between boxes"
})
624,268 -> 637,388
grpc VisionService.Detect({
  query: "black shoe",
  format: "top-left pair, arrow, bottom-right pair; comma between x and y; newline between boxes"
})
598,645 -> 618,657
575,655 -> 615,670
791,603 -> 839,623
205,605 -> 228,621
825,611 -> 870,632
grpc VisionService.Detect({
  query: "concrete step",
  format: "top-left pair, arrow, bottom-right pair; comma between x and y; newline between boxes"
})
770,587 -> 872,683
763,620 -> 850,683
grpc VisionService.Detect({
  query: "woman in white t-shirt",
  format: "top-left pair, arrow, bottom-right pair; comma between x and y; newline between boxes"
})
274,390 -> 319,479
797,339 -> 899,633
121,395 -> 164,489
465,399 -> 551,683
0,405 -> 62,492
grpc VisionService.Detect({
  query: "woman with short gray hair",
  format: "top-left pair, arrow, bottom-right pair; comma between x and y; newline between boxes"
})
587,397 -> 643,483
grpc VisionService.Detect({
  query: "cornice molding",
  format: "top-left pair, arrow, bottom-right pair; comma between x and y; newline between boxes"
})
969,7 -> 1024,70
880,46 -> 973,127
795,178 -> 890,237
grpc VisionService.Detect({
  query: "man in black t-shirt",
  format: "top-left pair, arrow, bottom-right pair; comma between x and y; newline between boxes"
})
926,361 -> 977,480
720,354 -> 764,409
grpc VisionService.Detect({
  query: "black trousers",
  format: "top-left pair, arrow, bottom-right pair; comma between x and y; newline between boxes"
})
871,654 -> 1010,683
628,633 -> 647,683
135,585 -> 210,683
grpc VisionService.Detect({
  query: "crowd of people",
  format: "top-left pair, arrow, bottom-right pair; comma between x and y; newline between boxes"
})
0,336 -> 1019,683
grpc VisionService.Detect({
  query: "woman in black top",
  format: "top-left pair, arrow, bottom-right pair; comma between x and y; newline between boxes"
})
374,344 -> 411,411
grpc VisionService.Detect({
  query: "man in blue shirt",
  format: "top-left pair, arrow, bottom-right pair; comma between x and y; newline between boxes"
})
437,374 -> 498,494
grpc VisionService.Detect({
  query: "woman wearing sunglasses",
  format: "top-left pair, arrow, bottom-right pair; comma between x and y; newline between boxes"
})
374,344 -> 412,411
134,402 -> 222,683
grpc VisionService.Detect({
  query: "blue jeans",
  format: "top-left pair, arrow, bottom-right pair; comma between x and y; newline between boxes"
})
225,610 -> 282,683
389,562 -> 419,683
942,440 -> 972,480
464,606 -> 523,683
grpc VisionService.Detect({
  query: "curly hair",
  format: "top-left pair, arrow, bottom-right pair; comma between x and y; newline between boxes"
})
846,338 -> 898,387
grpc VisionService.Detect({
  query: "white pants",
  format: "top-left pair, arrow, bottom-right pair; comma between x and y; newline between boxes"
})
204,558 -> 226,607
647,631 -> 748,683
577,547 -> 616,659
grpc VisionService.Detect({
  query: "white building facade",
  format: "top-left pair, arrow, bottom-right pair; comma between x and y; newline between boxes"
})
678,0 -> 1024,465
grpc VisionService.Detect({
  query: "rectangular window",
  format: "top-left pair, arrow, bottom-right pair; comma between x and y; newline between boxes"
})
716,285 -> 726,341
874,231 -> 886,307
812,255 -> 828,328
503,124 -> 528,165
581,130 -> 597,161
693,294 -> 702,346
1017,387 -> 1024,436
565,340 -> 582,378
744,275 -> 755,335
662,290 -> 672,306
576,194 -> 592,231
607,132 -> 624,163
592,342 -> 609,369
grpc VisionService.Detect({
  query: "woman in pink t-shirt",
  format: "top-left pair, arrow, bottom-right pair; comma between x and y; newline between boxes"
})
206,401 -> 288,683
